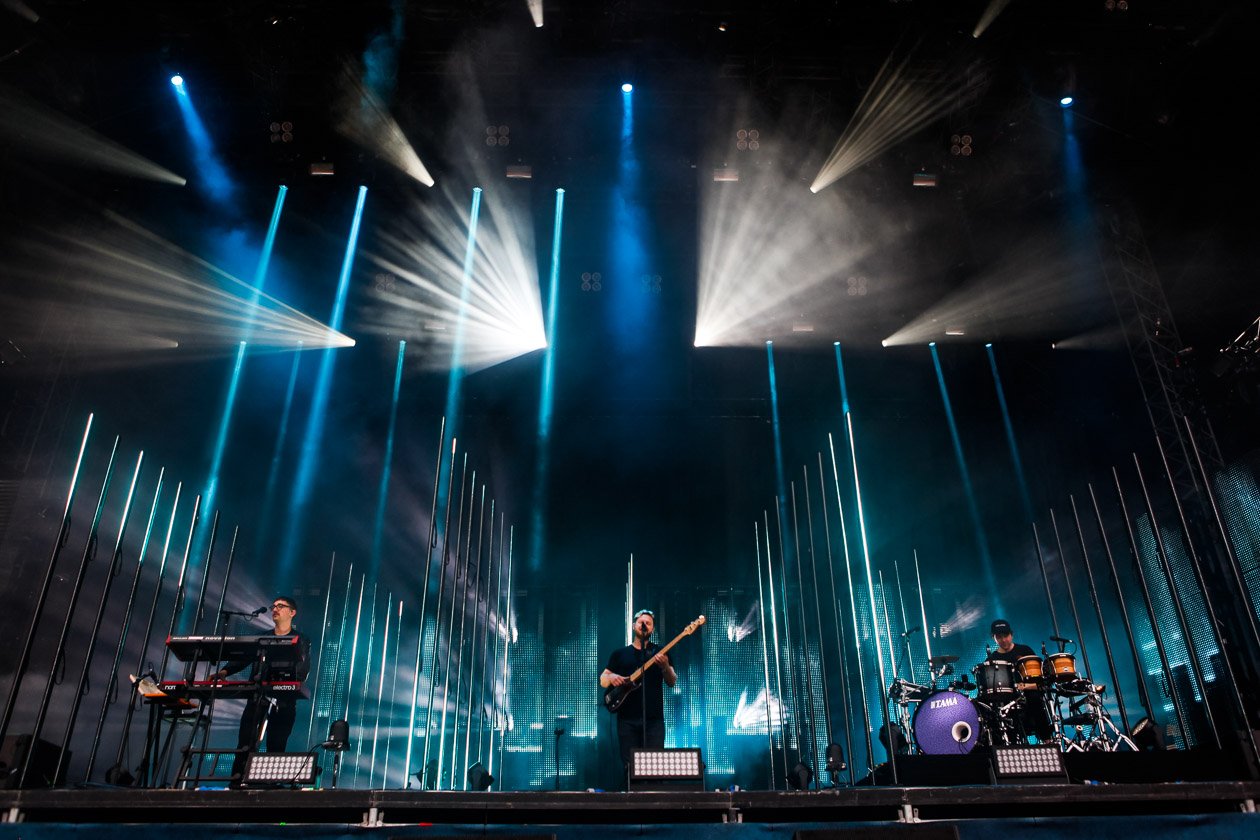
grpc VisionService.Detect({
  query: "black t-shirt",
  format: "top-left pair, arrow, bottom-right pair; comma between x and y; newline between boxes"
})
605,642 -> 673,722
986,642 -> 1037,668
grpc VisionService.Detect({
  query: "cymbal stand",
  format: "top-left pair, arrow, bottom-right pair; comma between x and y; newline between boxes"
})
1045,687 -> 1070,752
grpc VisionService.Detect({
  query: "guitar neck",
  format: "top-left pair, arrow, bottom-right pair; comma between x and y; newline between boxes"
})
628,629 -> 688,681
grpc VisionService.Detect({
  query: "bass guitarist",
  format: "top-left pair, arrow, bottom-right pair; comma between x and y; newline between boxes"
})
599,609 -> 677,777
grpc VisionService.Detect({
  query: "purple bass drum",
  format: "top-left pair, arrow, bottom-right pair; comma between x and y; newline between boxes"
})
912,689 -> 980,755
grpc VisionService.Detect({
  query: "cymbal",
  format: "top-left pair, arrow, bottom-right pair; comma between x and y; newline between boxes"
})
929,654 -> 959,666
1062,714 -> 1095,727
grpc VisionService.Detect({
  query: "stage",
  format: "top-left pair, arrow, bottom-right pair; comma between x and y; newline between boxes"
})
2,781 -> 1259,824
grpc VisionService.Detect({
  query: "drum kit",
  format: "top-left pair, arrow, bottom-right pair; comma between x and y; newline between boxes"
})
887,640 -> 1134,755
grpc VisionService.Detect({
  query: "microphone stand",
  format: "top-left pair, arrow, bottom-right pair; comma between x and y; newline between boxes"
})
554,718 -> 566,791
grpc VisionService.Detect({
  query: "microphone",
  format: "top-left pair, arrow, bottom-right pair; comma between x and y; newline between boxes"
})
1050,636 -> 1073,644
900,626 -> 921,638
250,605 -> 269,617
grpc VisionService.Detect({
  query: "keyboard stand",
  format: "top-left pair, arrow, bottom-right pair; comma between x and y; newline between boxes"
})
175,746 -> 247,788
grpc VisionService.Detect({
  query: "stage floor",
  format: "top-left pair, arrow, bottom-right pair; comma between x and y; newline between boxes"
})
2,781 -> 1258,826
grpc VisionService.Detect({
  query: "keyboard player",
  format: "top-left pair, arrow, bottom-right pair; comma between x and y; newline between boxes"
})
211,595 -> 311,783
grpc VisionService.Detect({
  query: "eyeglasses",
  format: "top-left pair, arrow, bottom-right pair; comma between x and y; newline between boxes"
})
272,602 -> 294,610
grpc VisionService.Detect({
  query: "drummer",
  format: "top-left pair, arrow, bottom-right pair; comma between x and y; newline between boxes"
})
986,619 -> 1053,742
987,619 -> 1037,670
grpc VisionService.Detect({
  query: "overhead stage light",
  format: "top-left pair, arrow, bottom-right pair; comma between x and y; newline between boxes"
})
170,74 -> 184,87
1060,95 -> 1074,108
622,83 -> 633,93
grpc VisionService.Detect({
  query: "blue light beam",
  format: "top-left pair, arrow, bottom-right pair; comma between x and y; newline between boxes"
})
929,343 -> 1002,614
985,344 -> 1034,523
371,340 -> 407,573
196,186 -> 288,563
280,186 -> 368,576
169,76 -> 236,208
529,188 -> 565,572
436,187 -> 483,517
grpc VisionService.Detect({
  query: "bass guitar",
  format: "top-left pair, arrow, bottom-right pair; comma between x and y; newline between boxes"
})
602,615 -> 705,713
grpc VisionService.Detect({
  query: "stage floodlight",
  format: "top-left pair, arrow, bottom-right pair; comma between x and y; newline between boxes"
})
1059,95 -> 1074,108
244,752 -> 318,786
628,748 -> 704,790
622,83 -> 633,93
466,761 -> 494,790
170,74 -> 184,87
824,742 -> 846,774
1131,716 -> 1166,751
788,761 -> 814,790
991,745 -> 1067,785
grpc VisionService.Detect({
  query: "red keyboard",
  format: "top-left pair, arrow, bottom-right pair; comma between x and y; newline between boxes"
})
153,679 -> 310,700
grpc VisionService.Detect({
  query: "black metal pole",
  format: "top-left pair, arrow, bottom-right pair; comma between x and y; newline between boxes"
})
1088,483 -> 1156,724
763,510 -> 790,787
57,451 -> 144,785
85,467 -> 165,782
1068,494 -> 1130,736
828,432 -> 874,777
803,465 -> 832,788
21,435 -> 120,788
1183,417 -> 1260,662
753,522 -> 777,789
1050,508 -> 1093,680
118,482 -> 183,786
789,480 -> 819,786
159,493 -> 202,681
1133,453 -> 1221,749
421,442 -> 460,788
1112,467 -> 1190,746
404,418 -> 446,788
0,414 -> 94,746
1150,436 -> 1256,767
304,552 -> 338,750
817,452 -> 855,786
1031,522 -> 1061,638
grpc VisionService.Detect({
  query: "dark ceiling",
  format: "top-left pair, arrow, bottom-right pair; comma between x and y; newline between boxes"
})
3,1 -> 1254,345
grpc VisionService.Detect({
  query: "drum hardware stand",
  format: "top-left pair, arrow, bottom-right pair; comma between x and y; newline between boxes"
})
887,679 -> 922,753
1056,683 -> 1136,752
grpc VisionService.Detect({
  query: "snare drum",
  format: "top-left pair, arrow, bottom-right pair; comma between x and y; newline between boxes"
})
1046,652 -> 1078,682
1016,654 -> 1044,683
973,660 -> 1017,699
